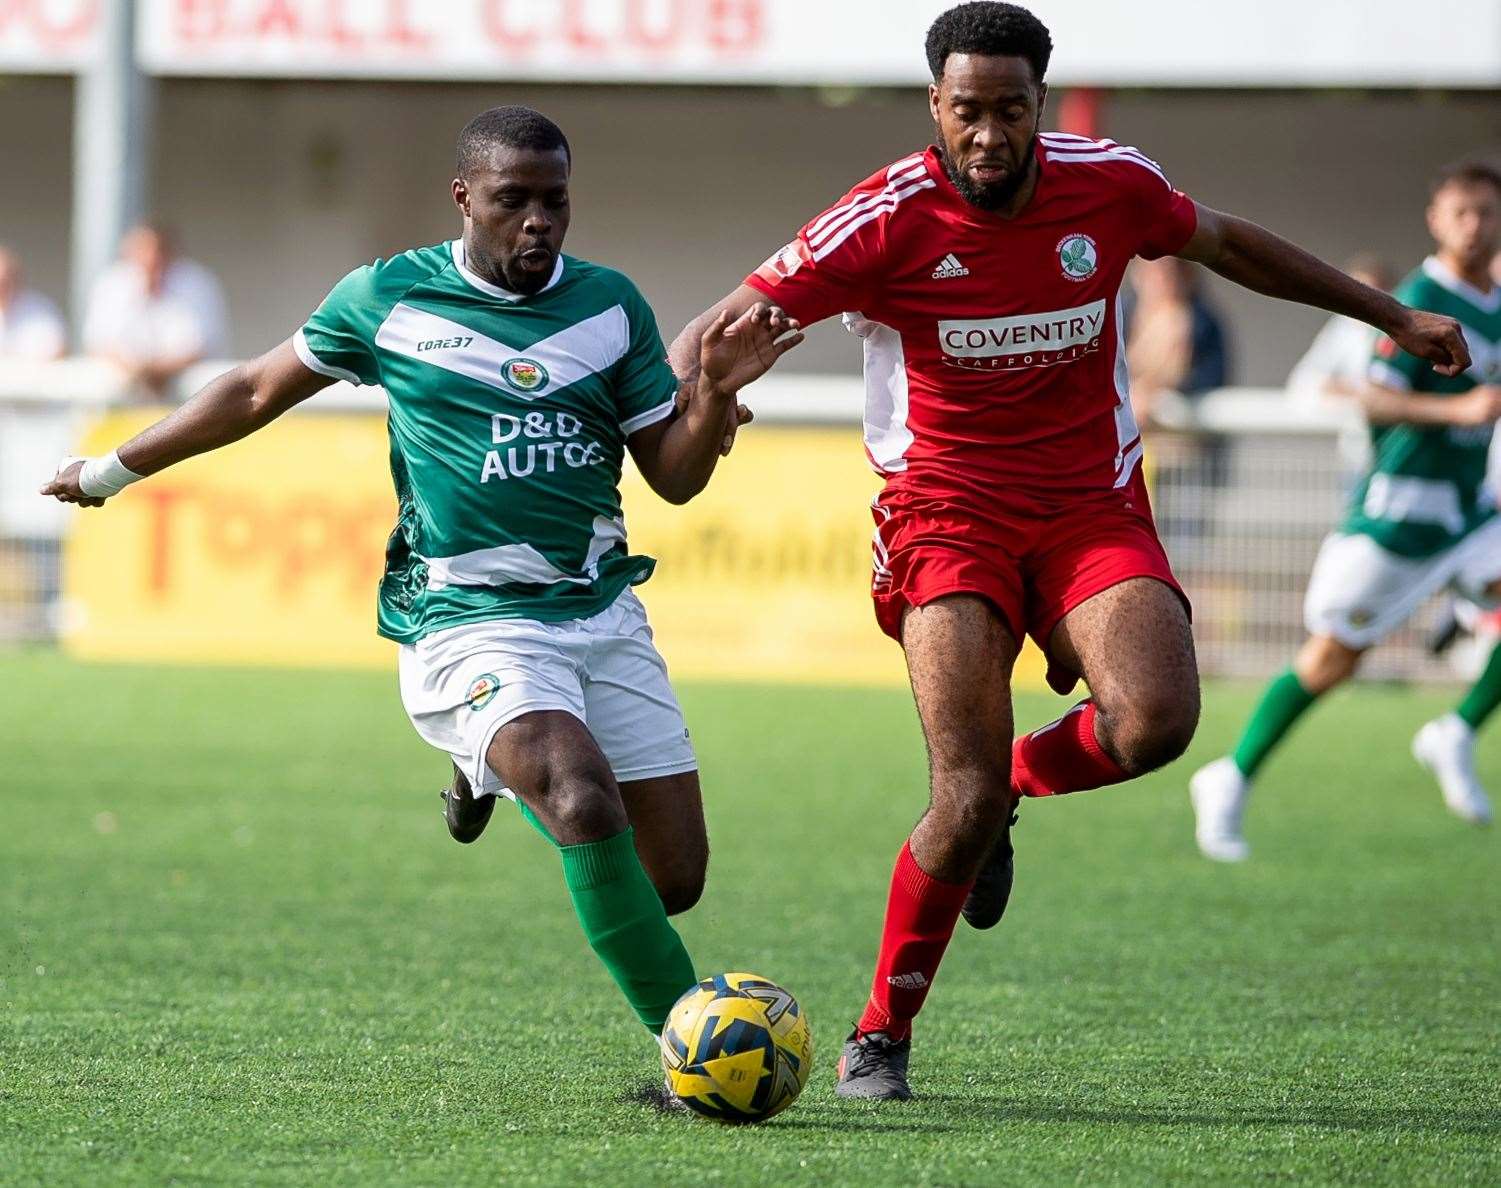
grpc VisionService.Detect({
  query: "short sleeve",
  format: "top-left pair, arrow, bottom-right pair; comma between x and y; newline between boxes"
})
1368,278 -> 1431,391
613,285 -> 680,436
1126,153 -> 1198,261
295,265 -> 383,387
744,182 -> 888,326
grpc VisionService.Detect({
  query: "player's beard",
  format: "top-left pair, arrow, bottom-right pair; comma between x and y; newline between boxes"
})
939,136 -> 1037,211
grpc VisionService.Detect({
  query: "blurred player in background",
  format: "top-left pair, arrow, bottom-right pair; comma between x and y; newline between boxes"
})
1193,161 -> 1501,858
45,107 -> 800,1052
673,1 -> 1469,1101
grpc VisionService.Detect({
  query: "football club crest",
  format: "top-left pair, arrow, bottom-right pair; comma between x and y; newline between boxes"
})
1057,233 -> 1099,281
466,673 -> 501,711
767,242 -> 808,280
502,357 -> 549,394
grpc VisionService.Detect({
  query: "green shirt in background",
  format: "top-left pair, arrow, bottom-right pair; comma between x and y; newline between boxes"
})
1343,256 -> 1501,557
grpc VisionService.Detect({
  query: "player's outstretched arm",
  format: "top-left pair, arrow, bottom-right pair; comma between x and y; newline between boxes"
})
1360,381 -> 1501,428
40,339 -> 335,508
669,284 -> 776,457
668,284 -> 770,385
1178,204 -> 1471,378
631,302 -> 803,505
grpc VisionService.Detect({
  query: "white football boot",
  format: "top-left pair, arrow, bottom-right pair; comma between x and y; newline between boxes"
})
1189,757 -> 1252,862
1412,714 -> 1494,826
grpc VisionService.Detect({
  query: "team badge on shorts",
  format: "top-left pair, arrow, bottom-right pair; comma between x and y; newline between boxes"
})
501,358 -> 549,394
1057,233 -> 1099,281
466,673 -> 501,711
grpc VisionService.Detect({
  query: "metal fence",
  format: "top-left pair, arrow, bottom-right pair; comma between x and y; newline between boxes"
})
1148,422 -> 1464,682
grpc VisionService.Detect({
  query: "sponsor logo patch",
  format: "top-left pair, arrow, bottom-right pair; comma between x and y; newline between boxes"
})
887,971 -> 930,990
416,335 -> 474,353
466,673 -> 501,711
501,358 -> 549,394
1058,232 -> 1099,281
938,299 -> 1106,371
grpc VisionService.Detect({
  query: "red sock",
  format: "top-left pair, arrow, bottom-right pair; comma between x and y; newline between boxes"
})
856,841 -> 973,1041
1012,700 -> 1128,797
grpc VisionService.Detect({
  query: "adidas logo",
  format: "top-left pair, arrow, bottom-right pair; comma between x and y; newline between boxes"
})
887,971 -> 930,990
931,253 -> 970,279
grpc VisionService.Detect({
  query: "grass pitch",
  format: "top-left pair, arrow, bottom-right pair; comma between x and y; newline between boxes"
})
2,651 -> 1498,1186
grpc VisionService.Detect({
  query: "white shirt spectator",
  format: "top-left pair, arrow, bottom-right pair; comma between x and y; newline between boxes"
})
0,289 -> 66,360
83,256 -> 227,365
1287,258 -> 1392,409
1285,312 -> 1377,473
1284,310 -> 1374,408
1286,314 -> 1378,407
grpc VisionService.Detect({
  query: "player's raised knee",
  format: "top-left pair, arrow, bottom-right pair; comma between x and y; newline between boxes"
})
1149,705 -> 1199,771
1110,690 -> 1199,775
536,775 -> 629,844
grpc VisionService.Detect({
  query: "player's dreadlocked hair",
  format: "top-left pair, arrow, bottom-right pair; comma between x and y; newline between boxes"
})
1429,159 -> 1501,200
456,106 -> 571,178
925,2 -> 1052,85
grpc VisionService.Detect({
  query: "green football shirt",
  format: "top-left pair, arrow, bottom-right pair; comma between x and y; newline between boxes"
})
1343,256 -> 1501,557
294,239 -> 680,642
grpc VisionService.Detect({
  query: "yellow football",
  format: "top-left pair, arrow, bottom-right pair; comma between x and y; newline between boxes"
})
659,972 -> 813,1122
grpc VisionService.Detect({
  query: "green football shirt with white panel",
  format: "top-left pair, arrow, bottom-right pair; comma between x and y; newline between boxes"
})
1344,257 -> 1501,558
294,239 -> 680,642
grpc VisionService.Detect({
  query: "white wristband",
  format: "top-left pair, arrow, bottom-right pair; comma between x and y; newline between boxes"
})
75,450 -> 145,498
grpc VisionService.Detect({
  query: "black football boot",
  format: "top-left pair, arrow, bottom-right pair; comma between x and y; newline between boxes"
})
440,762 -> 495,844
961,804 -> 1019,930
834,1029 -> 913,1101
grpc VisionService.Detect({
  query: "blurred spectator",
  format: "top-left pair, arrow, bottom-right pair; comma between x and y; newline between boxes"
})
83,222 -> 227,396
0,246 -> 66,361
1492,247 -> 1501,286
1125,256 -> 1231,425
1285,253 -> 1396,406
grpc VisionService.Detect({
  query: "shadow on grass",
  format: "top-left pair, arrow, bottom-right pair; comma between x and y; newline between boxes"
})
629,1082 -> 1498,1139
623,1083 -> 964,1134
769,1106 -> 963,1135
912,1094 -> 1501,1137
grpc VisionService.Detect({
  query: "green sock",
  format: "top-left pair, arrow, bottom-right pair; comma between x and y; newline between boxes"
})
1231,668 -> 1318,778
1456,642 -> 1501,730
555,826 -> 697,1033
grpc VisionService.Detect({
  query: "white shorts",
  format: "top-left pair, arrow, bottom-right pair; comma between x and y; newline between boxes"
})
398,587 -> 697,801
1304,517 -> 1501,649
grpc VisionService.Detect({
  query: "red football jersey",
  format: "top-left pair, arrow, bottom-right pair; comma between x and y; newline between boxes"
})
746,134 -> 1198,506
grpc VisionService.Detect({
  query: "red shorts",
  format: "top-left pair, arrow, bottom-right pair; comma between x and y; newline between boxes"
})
871,470 -> 1188,666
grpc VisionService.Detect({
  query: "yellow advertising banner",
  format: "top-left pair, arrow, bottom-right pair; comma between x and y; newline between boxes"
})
63,410 -> 1045,686
621,425 -> 906,687
65,410 -> 398,670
